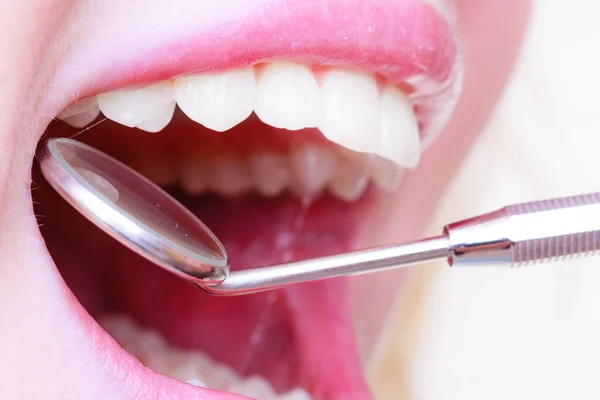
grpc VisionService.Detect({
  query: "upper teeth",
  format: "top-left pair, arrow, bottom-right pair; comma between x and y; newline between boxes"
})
174,68 -> 257,132
96,81 -> 175,129
254,62 -> 322,131
58,61 -> 422,171
57,97 -> 101,128
319,70 -> 380,156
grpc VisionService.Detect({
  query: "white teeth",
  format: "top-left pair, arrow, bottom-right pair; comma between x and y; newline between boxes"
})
97,81 -> 174,127
136,102 -> 176,133
75,168 -> 120,202
174,68 -> 256,132
98,314 -> 139,343
63,64 -> 421,165
60,61 -> 422,199
255,62 -> 321,131
201,364 -> 238,391
170,358 -> 205,382
228,376 -> 276,399
186,379 -> 206,388
318,70 -> 380,155
248,152 -> 291,197
57,97 -> 100,128
290,143 -> 337,196
58,97 -> 97,119
280,388 -> 312,400
61,108 -> 101,128
379,86 -> 421,168
136,144 -> 404,199
355,153 -> 404,192
206,157 -> 253,196
327,161 -> 369,202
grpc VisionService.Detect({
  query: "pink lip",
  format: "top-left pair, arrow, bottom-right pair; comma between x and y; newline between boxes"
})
129,0 -> 456,85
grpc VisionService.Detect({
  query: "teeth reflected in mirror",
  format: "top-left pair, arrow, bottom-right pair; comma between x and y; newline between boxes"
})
75,167 -> 120,202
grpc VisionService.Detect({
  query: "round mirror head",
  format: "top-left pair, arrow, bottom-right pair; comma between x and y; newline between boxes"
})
39,138 -> 229,286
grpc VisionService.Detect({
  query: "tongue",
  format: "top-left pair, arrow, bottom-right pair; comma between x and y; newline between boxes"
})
148,192 -> 373,399
284,279 -> 373,399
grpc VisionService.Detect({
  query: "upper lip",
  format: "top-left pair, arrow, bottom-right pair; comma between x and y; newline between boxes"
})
47,0 -> 459,144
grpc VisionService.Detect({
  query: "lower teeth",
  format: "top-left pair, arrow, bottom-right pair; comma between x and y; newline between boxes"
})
98,314 -> 312,400
125,142 -> 403,201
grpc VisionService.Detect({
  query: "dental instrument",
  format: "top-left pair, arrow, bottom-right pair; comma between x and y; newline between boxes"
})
39,138 -> 600,296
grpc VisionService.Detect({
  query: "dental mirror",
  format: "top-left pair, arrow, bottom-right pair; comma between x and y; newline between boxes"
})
39,137 -> 229,286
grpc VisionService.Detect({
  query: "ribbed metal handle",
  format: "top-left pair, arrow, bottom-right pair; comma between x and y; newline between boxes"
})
505,193 -> 600,266
447,192 -> 600,267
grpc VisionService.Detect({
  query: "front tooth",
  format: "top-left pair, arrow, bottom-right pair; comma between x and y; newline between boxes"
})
58,97 -> 100,128
379,86 -> 421,168
248,152 -> 291,197
290,143 -> 337,196
97,81 -> 174,127
255,62 -> 321,131
136,102 -> 176,133
318,70 -> 380,154
328,161 -> 369,202
174,68 -> 256,132
206,157 -> 253,196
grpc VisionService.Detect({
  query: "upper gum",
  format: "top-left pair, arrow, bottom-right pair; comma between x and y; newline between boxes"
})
67,61 -> 408,103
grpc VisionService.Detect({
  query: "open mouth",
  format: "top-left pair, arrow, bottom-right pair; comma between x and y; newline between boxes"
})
31,1 -> 460,399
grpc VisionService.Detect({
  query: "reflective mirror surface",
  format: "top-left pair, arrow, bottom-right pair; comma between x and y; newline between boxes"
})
39,138 -> 229,285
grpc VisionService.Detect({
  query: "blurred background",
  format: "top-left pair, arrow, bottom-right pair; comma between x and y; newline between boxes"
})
369,1 -> 600,398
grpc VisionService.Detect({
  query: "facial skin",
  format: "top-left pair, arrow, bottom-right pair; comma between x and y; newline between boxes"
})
0,1 -> 529,399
